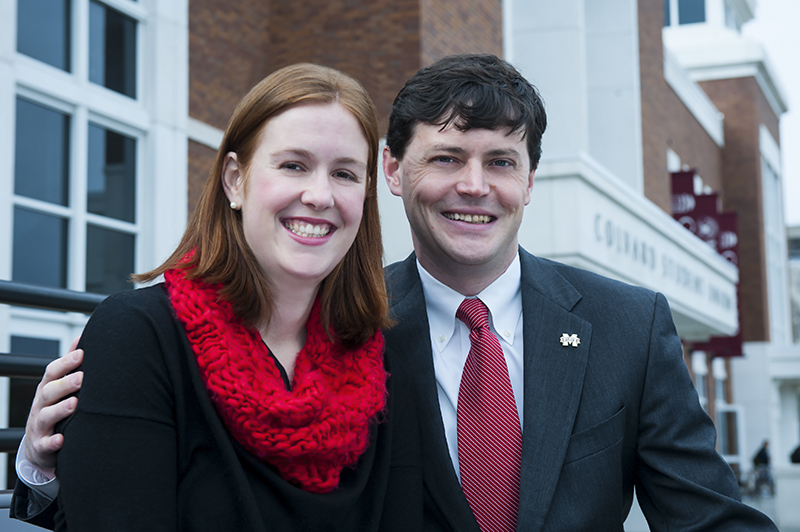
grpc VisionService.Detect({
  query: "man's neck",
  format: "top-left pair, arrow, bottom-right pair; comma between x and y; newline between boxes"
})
415,250 -> 518,297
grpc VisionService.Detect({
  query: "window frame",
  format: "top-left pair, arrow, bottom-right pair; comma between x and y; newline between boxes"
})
1,0 -> 189,487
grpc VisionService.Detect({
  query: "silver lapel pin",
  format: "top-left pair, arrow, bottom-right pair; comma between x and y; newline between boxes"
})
560,333 -> 580,347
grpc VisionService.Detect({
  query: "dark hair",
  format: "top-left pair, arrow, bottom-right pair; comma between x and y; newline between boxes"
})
134,63 -> 391,348
385,54 -> 547,170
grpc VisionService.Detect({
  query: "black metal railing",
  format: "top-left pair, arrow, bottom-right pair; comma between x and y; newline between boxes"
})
0,280 -> 104,515
0,280 -> 105,453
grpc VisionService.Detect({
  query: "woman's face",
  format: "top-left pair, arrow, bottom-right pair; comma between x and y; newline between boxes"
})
223,102 -> 369,290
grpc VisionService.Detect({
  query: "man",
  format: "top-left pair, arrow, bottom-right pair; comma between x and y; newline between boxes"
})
13,54 -> 777,530
379,54 -> 774,530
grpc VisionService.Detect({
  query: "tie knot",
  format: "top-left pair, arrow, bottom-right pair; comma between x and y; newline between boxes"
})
456,298 -> 490,331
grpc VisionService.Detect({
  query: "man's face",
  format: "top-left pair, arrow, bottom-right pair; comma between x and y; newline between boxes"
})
383,122 -> 535,291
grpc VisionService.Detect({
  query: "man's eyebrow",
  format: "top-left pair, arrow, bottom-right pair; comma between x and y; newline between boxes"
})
426,144 -> 522,159
426,144 -> 467,155
485,148 -> 522,159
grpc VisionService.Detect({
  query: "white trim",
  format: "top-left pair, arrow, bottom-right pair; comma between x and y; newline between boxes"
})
689,60 -> 788,119
759,124 -> 781,174
188,117 -> 223,150
663,46 -> 725,147
527,151 -> 740,339
693,351 -> 709,375
725,0 -> 755,24
502,0 -> 514,62
664,26 -> 789,118
712,356 -> 728,379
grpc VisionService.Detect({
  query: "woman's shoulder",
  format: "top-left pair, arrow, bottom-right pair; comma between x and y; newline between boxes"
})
97,283 -> 169,311
85,284 -> 182,346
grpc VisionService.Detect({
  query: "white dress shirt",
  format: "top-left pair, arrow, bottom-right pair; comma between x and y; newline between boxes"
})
16,435 -> 60,510
417,254 -> 525,480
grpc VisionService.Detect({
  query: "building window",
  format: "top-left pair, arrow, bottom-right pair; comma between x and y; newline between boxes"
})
712,357 -> 739,461
663,0 -> 706,26
14,98 -> 70,207
87,124 -> 137,223
692,351 -> 709,411
760,126 -> 792,344
12,96 -> 139,295
17,0 -> 71,71
13,98 -> 71,288
89,1 -> 137,98
4,0 -> 187,489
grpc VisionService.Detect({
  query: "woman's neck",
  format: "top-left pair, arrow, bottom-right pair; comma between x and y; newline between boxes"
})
259,282 -> 319,382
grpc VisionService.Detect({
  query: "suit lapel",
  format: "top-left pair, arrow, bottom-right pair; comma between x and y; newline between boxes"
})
385,251 -> 592,532
516,250 -> 591,531
384,255 -> 480,532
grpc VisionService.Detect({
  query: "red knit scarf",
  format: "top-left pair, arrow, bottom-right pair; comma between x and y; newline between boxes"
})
164,266 -> 386,493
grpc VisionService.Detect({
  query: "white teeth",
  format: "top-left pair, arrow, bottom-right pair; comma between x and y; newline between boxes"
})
284,221 -> 332,237
444,213 -> 492,224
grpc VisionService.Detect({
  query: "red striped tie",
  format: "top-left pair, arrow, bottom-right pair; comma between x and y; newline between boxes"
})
456,297 -> 521,532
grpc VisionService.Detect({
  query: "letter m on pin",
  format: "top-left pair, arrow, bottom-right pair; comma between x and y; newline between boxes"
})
559,333 -> 580,347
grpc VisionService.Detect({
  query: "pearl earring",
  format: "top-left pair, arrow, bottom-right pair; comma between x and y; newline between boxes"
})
230,201 -> 239,210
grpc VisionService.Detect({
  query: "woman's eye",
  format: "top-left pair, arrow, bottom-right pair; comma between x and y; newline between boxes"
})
333,171 -> 358,181
281,162 -> 302,171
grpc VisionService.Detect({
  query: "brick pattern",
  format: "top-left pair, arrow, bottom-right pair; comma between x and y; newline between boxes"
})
637,0 -> 782,343
262,0 -> 424,135
701,77 -> 781,342
188,0 -> 503,141
188,140 -> 218,216
638,0 -> 722,213
420,0 -> 502,66
189,0 -> 272,131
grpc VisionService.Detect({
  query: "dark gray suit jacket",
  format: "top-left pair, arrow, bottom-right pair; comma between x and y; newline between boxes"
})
383,249 -> 777,531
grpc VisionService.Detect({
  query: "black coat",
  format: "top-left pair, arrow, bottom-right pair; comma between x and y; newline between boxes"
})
14,284 -> 422,531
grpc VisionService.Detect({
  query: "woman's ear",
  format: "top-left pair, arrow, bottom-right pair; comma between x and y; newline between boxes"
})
222,152 -> 243,206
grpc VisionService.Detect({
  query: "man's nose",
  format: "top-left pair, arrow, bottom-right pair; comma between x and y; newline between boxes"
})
455,160 -> 490,197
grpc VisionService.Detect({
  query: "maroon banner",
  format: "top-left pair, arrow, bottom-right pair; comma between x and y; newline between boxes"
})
671,171 -> 741,357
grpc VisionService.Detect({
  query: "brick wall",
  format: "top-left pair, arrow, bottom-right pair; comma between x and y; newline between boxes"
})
189,0 -> 272,131
186,0 -> 504,214
638,0 -> 722,213
700,77 -> 781,342
187,140 -> 217,215
267,0 -> 424,135
420,0 -> 502,66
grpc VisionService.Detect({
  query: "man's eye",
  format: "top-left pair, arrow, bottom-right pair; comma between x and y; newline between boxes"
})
434,156 -> 454,163
492,160 -> 512,167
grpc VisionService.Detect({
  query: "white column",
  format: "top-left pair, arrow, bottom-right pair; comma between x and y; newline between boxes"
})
511,0 -> 590,162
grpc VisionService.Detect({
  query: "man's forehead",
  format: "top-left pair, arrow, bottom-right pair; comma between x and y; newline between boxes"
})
409,121 -> 528,150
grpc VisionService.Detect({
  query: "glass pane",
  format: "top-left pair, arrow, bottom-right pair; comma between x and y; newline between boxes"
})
86,225 -> 134,294
663,0 -> 671,26
89,1 -> 137,98
17,0 -> 71,71
716,410 -> 738,455
10,336 -> 60,358
15,98 -> 70,206
678,0 -> 706,24
13,207 -> 68,288
88,124 -> 136,222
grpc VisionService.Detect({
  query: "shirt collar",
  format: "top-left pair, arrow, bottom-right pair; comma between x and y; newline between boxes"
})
417,254 -> 523,352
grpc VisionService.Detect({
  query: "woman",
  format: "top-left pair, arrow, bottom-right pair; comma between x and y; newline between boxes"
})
13,63 -> 416,531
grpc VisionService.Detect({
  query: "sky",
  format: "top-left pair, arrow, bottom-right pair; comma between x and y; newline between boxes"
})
742,0 -> 800,227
